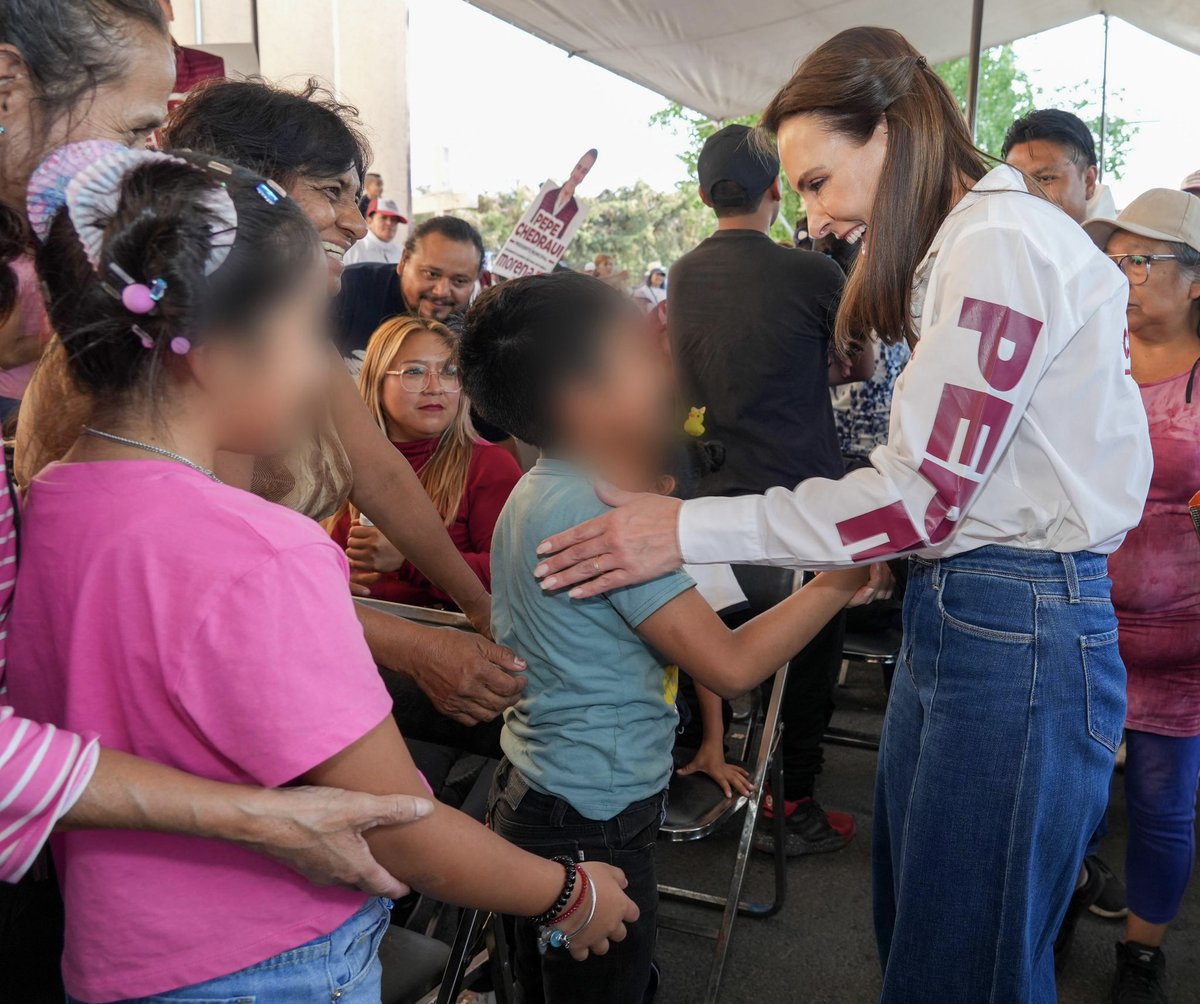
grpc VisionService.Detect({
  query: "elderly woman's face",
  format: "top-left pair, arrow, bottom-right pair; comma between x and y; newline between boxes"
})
1107,230 -> 1200,336
0,22 -> 174,209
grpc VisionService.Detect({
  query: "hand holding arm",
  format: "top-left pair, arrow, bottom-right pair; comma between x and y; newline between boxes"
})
58,747 -> 433,898
357,606 -> 526,725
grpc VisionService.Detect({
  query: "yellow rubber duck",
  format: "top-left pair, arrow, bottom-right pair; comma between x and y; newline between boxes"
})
683,406 -> 707,437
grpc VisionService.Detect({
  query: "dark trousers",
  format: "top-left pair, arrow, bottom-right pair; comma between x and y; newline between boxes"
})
489,760 -> 663,1004
778,609 -> 846,802
0,862 -> 65,1002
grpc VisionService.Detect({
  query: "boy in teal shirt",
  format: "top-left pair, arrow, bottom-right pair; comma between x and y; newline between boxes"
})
461,272 -> 866,1004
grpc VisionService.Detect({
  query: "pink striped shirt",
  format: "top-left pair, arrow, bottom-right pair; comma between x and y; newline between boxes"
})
0,451 -> 99,883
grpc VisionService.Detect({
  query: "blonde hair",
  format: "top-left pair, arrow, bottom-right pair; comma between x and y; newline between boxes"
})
354,315 -> 478,527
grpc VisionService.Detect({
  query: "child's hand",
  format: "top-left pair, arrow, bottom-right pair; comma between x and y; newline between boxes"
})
677,743 -> 753,799
346,524 -> 405,574
348,569 -> 382,598
552,862 -> 639,961
849,562 -> 895,607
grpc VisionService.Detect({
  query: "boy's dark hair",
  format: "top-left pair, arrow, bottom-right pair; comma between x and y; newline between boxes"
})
404,216 -> 485,272
709,180 -> 768,218
461,271 -> 632,448
38,155 -> 319,397
669,439 -> 726,500
1001,109 -> 1097,168
163,77 -> 372,189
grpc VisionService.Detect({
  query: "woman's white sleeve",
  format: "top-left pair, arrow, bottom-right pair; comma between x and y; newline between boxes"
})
679,224 -> 1056,570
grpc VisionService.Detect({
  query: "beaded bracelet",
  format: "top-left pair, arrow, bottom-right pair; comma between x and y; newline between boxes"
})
530,856 -> 577,926
548,865 -> 590,927
540,870 -> 598,954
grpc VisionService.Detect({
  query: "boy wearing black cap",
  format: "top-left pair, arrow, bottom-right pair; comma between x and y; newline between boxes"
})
668,123 -> 858,857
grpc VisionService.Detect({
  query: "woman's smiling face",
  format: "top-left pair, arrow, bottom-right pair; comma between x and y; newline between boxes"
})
287,166 -> 368,295
776,113 -> 888,248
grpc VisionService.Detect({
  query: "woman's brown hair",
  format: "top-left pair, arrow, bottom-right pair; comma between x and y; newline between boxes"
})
761,26 -> 989,353
345,315 -> 478,528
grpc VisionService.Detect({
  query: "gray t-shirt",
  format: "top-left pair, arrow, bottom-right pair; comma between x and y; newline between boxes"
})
492,460 -> 694,820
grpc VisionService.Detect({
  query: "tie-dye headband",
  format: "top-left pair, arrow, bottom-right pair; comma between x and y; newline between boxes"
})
26,139 -> 239,276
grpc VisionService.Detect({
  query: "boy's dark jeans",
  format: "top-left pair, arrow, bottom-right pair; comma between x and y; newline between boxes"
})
489,759 -> 664,1004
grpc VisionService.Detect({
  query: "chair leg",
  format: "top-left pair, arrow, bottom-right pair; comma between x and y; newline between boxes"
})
487,913 -> 516,1004
435,908 -> 487,1004
837,657 -> 850,687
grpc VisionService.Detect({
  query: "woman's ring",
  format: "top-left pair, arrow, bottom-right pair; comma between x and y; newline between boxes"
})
592,558 -> 603,574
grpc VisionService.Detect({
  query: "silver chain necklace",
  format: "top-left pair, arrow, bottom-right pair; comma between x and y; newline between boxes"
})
82,426 -> 222,484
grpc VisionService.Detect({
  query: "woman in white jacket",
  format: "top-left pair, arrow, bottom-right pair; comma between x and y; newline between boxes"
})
532,26 -> 1152,1003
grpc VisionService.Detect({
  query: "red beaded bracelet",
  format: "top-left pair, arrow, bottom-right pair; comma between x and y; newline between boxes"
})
548,866 -> 590,926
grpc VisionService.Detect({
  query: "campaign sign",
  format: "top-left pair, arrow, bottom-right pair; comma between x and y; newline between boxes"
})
492,150 -> 596,278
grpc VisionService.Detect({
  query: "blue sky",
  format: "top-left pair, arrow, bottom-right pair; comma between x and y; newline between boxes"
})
408,1 -> 1198,209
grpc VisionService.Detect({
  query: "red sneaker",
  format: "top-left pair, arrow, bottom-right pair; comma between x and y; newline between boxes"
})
762,791 -> 856,839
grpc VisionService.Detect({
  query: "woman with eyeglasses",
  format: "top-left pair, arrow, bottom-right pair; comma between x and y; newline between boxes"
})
329,316 -> 522,608
1083,189 -> 1200,1004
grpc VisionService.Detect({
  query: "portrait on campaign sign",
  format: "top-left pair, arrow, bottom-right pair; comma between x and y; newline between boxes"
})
493,149 -> 597,279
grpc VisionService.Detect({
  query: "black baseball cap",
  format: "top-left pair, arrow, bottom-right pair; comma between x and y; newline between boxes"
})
698,124 -> 780,206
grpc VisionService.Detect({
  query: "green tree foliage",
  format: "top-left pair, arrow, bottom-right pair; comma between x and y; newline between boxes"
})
936,44 -> 1134,178
935,45 -> 1036,160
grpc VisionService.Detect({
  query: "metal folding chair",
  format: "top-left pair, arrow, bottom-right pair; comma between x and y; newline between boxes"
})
825,620 -> 903,753
656,565 -> 801,1004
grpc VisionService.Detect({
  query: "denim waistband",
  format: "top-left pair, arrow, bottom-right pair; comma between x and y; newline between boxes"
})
912,545 -> 1108,594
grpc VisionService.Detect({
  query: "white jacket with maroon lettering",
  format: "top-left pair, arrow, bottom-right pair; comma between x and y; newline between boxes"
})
679,165 -> 1152,570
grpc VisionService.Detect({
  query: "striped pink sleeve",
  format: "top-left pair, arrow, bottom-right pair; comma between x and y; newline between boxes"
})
0,458 -> 100,883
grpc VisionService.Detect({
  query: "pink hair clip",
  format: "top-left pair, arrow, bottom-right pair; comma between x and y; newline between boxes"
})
170,336 -> 191,355
131,324 -> 154,349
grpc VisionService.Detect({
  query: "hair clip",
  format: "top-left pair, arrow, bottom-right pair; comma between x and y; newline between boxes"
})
169,336 -> 191,355
256,181 -> 281,205
121,277 -> 167,315
206,160 -> 234,175
131,324 -> 154,349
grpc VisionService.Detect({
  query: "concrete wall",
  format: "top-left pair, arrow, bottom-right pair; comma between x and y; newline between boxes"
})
168,0 -> 411,217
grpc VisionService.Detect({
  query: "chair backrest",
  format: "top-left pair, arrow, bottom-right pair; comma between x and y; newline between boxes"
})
730,565 -> 800,617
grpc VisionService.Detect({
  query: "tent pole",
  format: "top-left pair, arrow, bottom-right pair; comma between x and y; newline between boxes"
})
1098,12 -> 1110,180
966,0 -> 985,139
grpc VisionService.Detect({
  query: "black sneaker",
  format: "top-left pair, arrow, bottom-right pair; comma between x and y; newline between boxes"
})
1054,858 -> 1105,971
1112,941 -> 1168,1003
1088,855 -> 1130,919
752,797 -> 851,857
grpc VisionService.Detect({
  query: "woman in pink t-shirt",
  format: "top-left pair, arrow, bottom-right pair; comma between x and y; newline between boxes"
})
1084,190 -> 1200,1000
7,144 -> 636,1003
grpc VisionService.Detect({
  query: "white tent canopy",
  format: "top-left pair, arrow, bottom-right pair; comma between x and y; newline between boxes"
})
468,1 -> 1200,119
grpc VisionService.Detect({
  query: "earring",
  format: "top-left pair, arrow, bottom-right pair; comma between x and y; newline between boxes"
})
0,126 -> 6,136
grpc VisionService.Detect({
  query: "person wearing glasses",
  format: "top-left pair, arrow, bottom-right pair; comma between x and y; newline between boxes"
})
1083,189 -> 1200,1004
329,315 -> 521,609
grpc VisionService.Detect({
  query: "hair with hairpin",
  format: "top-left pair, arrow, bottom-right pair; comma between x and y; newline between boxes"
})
30,142 -> 318,396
